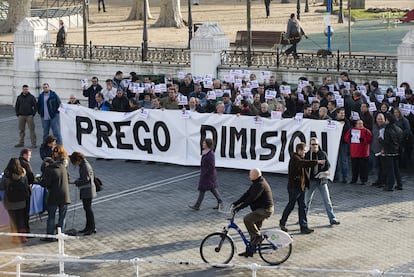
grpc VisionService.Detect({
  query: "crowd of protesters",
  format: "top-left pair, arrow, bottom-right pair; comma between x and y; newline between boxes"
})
79,70 -> 413,191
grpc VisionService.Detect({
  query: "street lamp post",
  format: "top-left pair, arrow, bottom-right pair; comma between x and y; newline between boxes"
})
305,0 -> 309,13
188,0 -> 193,49
338,0 -> 344,23
247,0 -> 252,67
296,0 -> 301,20
83,0 -> 88,58
142,0 -> 148,61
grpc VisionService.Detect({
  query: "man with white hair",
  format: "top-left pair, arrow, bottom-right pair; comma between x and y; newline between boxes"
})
232,168 -> 274,257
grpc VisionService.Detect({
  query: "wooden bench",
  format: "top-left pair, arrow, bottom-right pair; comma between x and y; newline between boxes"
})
230,31 -> 285,50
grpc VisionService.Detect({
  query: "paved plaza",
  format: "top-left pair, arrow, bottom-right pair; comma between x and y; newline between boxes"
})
0,104 -> 413,276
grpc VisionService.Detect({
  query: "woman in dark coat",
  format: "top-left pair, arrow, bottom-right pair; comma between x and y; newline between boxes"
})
0,158 -> 29,243
69,152 -> 97,235
189,138 -> 223,210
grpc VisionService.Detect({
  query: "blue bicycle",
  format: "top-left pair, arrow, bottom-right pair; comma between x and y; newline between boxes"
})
200,209 -> 293,265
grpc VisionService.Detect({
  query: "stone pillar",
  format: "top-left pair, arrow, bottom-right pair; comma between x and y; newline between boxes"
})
397,30 -> 414,87
190,22 -> 229,78
13,17 -> 50,104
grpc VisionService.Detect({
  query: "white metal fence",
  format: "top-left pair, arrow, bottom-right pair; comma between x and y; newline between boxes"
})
0,229 -> 413,277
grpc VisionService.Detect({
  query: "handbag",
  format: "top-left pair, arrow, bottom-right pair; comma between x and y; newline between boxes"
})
93,176 -> 103,192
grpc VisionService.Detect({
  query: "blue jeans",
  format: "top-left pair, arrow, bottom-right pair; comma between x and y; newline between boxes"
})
280,188 -> 308,229
305,179 -> 337,223
46,204 -> 68,235
335,143 -> 349,181
42,114 -> 62,145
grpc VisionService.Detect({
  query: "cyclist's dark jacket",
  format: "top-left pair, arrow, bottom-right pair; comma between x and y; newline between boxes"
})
233,176 -> 274,211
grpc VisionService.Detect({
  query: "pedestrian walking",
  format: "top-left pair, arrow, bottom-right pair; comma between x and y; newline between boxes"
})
98,0 -> 106,12
0,158 -> 29,243
189,138 -> 223,210
56,20 -> 66,56
14,85 -> 37,148
264,0 -> 271,18
304,138 -> 340,226
69,152 -> 97,235
279,142 -> 324,234
284,13 -> 307,59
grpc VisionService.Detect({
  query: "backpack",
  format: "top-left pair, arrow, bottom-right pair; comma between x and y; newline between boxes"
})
6,179 -> 26,202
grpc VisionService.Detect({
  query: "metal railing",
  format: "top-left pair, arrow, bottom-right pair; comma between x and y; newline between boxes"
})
40,42 -> 191,64
0,41 -> 14,58
0,230 -> 412,277
220,49 -> 397,74
31,0 -> 82,18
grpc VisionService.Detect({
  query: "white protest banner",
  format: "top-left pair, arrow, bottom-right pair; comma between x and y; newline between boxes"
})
60,105 -> 343,178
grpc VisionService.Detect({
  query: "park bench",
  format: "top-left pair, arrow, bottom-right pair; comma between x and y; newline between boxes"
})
230,31 -> 285,50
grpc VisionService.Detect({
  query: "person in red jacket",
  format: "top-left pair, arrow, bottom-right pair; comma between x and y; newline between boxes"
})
344,120 -> 372,185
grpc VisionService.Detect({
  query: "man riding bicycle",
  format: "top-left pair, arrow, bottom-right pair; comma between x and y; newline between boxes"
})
232,168 -> 274,257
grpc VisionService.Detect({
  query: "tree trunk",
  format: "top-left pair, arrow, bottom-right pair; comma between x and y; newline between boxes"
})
0,0 -> 31,33
127,0 -> 153,21
154,0 -> 185,28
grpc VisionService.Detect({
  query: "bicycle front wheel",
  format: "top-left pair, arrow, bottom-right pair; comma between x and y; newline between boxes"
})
200,232 -> 235,264
259,241 -> 292,265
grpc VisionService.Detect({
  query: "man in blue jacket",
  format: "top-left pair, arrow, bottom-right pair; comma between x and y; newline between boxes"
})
37,83 -> 62,145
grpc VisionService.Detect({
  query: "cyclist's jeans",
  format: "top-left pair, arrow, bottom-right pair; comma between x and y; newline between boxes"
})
305,179 -> 337,223
244,207 -> 274,244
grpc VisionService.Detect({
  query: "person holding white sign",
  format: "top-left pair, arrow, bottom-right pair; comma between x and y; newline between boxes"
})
344,120 -> 372,185
101,79 -> 117,104
82,77 -> 103,109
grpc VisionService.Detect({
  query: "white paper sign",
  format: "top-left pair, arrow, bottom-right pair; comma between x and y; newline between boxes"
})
234,94 -> 243,106
271,111 -> 282,120
254,116 -> 263,125
368,102 -> 377,112
357,85 -> 366,94
396,87 -> 405,97
203,80 -> 213,89
193,75 -> 203,83
265,90 -> 276,100
308,97 -> 316,104
159,83 -> 167,93
325,120 -> 337,130
250,80 -> 259,89
214,89 -> 224,98
81,79 -> 88,88
241,88 -> 252,97
177,71 -> 185,80
181,110 -> 190,119
138,109 -> 149,119
328,84 -> 334,92
351,111 -> 360,121
336,99 -> 344,107
260,71 -> 271,80
178,94 -> 188,105
376,95 -> 384,103
351,129 -> 361,143
224,75 -> 235,83
280,85 -> 291,94
223,90 -> 232,98
207,90 -> 216,100
344,82 -> 351,90
295,113 -> 304,122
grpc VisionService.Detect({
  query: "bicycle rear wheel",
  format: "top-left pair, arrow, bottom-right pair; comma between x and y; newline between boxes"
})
200,232 -> 235,265
258,241 -> 292,265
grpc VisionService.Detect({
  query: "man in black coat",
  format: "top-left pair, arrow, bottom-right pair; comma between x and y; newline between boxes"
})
40,159 -> 71,240
83,77 -> 103,109
19,148 -> 34,233
380,113 -> 403,191
15,85 -> 37,148
233,169 -> 274,257
279,142 -> 323,234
